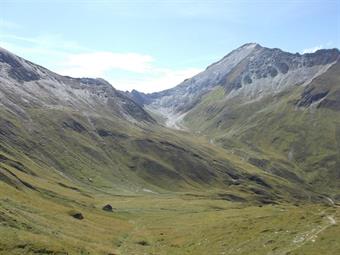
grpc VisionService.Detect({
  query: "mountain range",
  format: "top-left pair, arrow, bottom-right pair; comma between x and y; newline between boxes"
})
0,43 -> 339,254
127,43 -> 340,195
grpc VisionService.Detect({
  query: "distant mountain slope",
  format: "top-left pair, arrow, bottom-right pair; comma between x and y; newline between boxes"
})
127,44 -> 339,128
0,47 -> 155,124
126,44 -> 340,197
0,45 -> 339,255
1,46 -> 318,204
0,44 -> 338,202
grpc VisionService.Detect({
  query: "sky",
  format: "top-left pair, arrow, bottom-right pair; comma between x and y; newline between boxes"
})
0,0 -> 339,93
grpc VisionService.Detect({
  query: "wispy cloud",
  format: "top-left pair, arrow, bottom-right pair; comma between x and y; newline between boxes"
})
301,45 -> 323,54
0,33 -> 88,53
58,52 -> 154,77
57,51 -> 201,92
0,32 -> 201,92
109,68 -> 202,93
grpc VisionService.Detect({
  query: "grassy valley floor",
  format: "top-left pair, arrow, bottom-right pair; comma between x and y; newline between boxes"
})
0,180 -> 339,255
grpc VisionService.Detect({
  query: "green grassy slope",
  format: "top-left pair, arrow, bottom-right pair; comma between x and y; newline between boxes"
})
1,179 -> 339,254
0,101 -> 312,200
1,95 -> 338,254
0,49 -> 339,254
183,63 -> 340,198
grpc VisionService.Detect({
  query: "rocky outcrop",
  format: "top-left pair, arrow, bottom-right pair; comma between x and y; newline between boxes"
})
296,87 -> 329,107
296,61 -> 340,109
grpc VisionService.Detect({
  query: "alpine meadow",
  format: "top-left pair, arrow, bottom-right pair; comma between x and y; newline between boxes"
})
0,1 -> 339,254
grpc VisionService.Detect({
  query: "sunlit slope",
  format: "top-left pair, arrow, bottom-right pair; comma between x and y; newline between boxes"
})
0,46 -> 319,201
127,44 -> 340,197
183,62 -> 340,197
0,45 -> 339,254
1,182 -> 339,255
1,102 -> 316,201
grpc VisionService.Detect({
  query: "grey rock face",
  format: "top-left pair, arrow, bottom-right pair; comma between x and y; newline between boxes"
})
146,43 -> 259,112
0,47 -> 154,124
296,88 -> 329,107
223,47 -> 339,96
295,62 -> 340,111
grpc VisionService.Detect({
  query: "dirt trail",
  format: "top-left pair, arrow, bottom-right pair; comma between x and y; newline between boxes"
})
274,212 -> 337,255
327,215 -> 336,225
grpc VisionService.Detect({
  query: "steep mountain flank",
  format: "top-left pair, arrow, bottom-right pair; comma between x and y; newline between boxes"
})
0,47 -> 155,124
127,44 -> 340,197
128,44 -> 339,128
180,55 -> 340,196
1,45 -> 340,255
0,46 -> 312,202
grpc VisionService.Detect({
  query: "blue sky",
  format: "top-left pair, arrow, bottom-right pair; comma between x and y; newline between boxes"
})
1,0 -> 339,92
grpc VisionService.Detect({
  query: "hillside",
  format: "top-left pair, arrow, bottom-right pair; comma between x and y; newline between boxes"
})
128,44 -> 340,198
0,45 -> 339,254
1,46 -> 317,197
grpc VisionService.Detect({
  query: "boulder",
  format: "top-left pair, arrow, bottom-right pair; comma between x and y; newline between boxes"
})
69,211 -> 84,220
102,204 -> 113,212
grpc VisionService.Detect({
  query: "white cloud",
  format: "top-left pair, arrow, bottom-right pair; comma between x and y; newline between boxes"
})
58,51 -> 154,77
0,33 -> 88,53
110,68 -> 202,93
0,33 -> 201,93
301,45 -> 323,54
57,52 -> 201,92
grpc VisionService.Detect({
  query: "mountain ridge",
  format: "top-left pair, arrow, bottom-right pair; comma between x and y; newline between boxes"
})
0,44 -> 340,255
1,44 -> 333,199
0,46 -> 155,124
126,44 -> 339,124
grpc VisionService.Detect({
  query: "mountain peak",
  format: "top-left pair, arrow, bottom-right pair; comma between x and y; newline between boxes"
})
133,43 -> 339,122
238,42 -> 261,49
